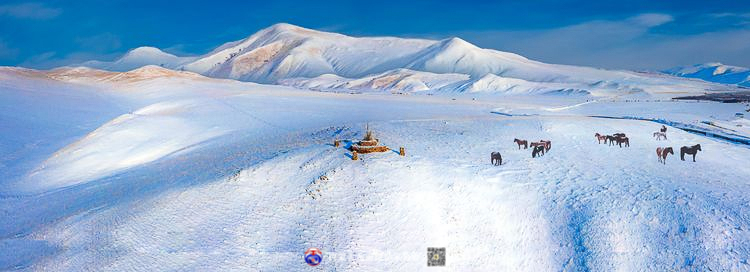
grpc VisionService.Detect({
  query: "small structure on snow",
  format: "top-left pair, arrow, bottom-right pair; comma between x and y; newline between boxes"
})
350,124 -> 389,154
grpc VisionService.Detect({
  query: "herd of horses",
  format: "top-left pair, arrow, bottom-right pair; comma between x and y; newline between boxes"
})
596,125 -> 702,164
514,139 -> 551,158
493,125 -> 704,166
595,133 -> 630,147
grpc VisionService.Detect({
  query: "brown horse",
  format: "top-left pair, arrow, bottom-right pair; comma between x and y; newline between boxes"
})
680,144 -> 701,162
514,138 -> 528,149
540,140 -> 551,152
532,145 -> 545,158
614,137 -> 629,147
594,133 -> 607,144
656,147 -> 673,164
491,152 -> 502,166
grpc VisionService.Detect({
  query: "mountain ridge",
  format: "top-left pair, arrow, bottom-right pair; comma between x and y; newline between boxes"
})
73,23 -> 743,96
665,63 -> 750,87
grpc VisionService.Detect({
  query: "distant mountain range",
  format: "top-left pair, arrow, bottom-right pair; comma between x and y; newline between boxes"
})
73,23 -> 741,96
664,63 -> 750,88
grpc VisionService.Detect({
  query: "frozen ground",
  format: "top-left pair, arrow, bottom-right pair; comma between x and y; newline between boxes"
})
1,67 -> 750,271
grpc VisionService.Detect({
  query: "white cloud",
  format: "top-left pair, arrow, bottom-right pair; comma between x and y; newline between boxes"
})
709,12 -> 750,19
0,2 -> 61,20
627,13 -> 674,27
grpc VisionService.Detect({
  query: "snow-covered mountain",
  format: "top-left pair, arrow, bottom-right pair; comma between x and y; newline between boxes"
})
74,23 -> 742,97
181,23 -> 435,83
280,69 -> 596,96
175,23 -> 680,88
666,63 -> 750,87
80,46 -> 197,72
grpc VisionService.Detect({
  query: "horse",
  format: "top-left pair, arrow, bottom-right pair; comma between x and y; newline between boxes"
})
540,140 -> 551,152
514,139 -> 528,149
594,133 -> 607,144
656,147 -> 674,164
491,152 -> 502,166
660,125 -> 667,133
680,144 -> 702,162
614,137 -> 629,147
532,145 -> 545,158
606,135 -> 617,146
653,132 -> 667,140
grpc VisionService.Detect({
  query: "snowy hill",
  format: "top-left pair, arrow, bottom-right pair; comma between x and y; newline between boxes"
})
281,69 -> 597,96
280,69 -> 469,93
73,23 -> 743,97
177,23 -> 731,93
181,23 -> 435,83
176,23 -> 643,86
80,46 -> 197,72
666,63 -> 750,87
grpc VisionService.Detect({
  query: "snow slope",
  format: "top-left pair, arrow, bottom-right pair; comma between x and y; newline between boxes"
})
2,66 -> 750,271
281,69 -> 596,96
0,67 -> 127,185
666,63 -> 750,87
280,69 -> 470,94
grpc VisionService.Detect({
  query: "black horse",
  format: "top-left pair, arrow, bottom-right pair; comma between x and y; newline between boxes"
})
606,135 -> 617,146
680,144 -> 702,162
491,152 -> 502,166
532,145 -> 545,158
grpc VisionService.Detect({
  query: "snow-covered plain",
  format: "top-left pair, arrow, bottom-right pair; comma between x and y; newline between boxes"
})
1,64 -> 750,271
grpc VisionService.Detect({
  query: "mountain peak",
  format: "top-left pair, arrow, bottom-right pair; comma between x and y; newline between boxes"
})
258,22 -> 328,38
127,46 -> 170,55
439,37 -> 479,50
120,46 -> 179,61
266,23 -> 304,32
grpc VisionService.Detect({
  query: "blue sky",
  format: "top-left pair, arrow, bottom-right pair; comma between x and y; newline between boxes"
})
1,0 -> 749,70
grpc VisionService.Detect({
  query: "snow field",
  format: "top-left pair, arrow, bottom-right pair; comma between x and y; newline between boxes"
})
23,115 -> 750,271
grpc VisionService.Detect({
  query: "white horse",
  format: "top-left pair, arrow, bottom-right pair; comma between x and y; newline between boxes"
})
653,131 -> 667,140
